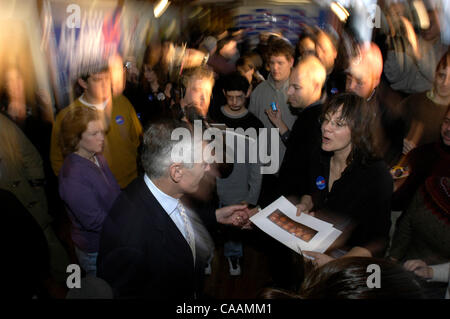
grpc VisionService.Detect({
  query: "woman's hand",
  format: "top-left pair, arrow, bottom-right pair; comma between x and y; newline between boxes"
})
296,203 -> 315,217
303,251 -> 335,267
295,195 -> 314,216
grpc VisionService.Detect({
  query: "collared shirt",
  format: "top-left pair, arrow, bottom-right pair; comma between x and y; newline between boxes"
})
143,174 -> 189,242
79,93 -> 110,110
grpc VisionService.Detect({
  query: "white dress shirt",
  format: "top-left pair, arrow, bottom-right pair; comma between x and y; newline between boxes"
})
143,174 -> 192,246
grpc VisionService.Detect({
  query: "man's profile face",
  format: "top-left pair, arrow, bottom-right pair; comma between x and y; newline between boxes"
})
184,77 -> 213,116
269,54 -> 293,83
180,161 -> 210,194
287,65 -> 317,109
345,61 -> 375,100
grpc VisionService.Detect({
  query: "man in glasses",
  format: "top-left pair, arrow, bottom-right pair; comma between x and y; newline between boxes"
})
214,72 -> 264,131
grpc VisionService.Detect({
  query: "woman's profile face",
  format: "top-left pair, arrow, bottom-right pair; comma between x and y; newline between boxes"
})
144,65 -> 157,83
77,120 -> 105,155
321,106 -> 352,154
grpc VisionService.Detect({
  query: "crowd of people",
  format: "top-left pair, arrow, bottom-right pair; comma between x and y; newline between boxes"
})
1,3 -> 449,300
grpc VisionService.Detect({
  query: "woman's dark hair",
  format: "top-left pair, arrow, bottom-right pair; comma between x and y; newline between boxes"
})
299,257 -> 425,299
321,92 -> 377,165
261,257 -> 425,299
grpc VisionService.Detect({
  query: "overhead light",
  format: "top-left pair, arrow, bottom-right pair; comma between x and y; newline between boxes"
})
331,1 -> 349,22
154,0 -> 171,19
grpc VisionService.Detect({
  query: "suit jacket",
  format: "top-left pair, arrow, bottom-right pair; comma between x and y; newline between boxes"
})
97,177 -> 215,299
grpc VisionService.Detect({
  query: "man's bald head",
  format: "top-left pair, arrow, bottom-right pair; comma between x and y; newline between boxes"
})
287,55 -> 326,109
346,43 -> 383,100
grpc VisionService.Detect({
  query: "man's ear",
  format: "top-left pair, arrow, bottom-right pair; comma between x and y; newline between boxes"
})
78,78 -> 88,90
288,56 -> 294,68
246,88 -> 251,98
169,163 -> 183,183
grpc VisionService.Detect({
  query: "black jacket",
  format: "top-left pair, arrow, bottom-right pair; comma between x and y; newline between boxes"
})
97,177 -> 215,299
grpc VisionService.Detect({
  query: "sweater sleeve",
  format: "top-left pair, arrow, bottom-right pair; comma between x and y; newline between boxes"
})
248,89 -> 261,123
59,166 -> 109,232
245,161 -> 262,205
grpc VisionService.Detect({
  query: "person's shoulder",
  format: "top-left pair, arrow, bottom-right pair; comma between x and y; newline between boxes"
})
115,177 -> 154,211
60,154 -> 91,179
55,99 -> 83,123
363,159 -> 393,187
0,112 -> 17,129
244,111 -> 264,127
251,81 -> 270,96
107,178 -> 163,229
107,179 -> 142,215
113,94 -> 134,111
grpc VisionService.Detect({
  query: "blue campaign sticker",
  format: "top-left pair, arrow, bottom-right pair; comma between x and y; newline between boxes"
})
148,94 -> 154,101
115,115 -> 125,125
316,176 -> 326,190
136,113 -> 141,119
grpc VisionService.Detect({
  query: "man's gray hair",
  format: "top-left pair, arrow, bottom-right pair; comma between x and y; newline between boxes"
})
141,119 -> 195,179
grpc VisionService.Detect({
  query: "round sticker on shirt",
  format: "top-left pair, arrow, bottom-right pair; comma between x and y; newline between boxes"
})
115,115 -> 125,125
316,176 -> 326,190
157,92 -> 166,101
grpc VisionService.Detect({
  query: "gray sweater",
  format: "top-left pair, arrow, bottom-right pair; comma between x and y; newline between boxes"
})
248,74 -> 297,173
216,131 -> 262,206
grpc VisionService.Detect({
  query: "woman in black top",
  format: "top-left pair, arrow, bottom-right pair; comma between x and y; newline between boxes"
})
296,93 -> 393,266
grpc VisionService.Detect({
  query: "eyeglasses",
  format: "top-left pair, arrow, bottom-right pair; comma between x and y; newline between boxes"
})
319,116 -> 348,129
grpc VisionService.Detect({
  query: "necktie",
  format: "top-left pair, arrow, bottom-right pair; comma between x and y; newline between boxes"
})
178,202 -> 196,263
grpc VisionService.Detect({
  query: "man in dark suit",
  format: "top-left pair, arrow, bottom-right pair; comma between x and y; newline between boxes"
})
97,118 -> 248,299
